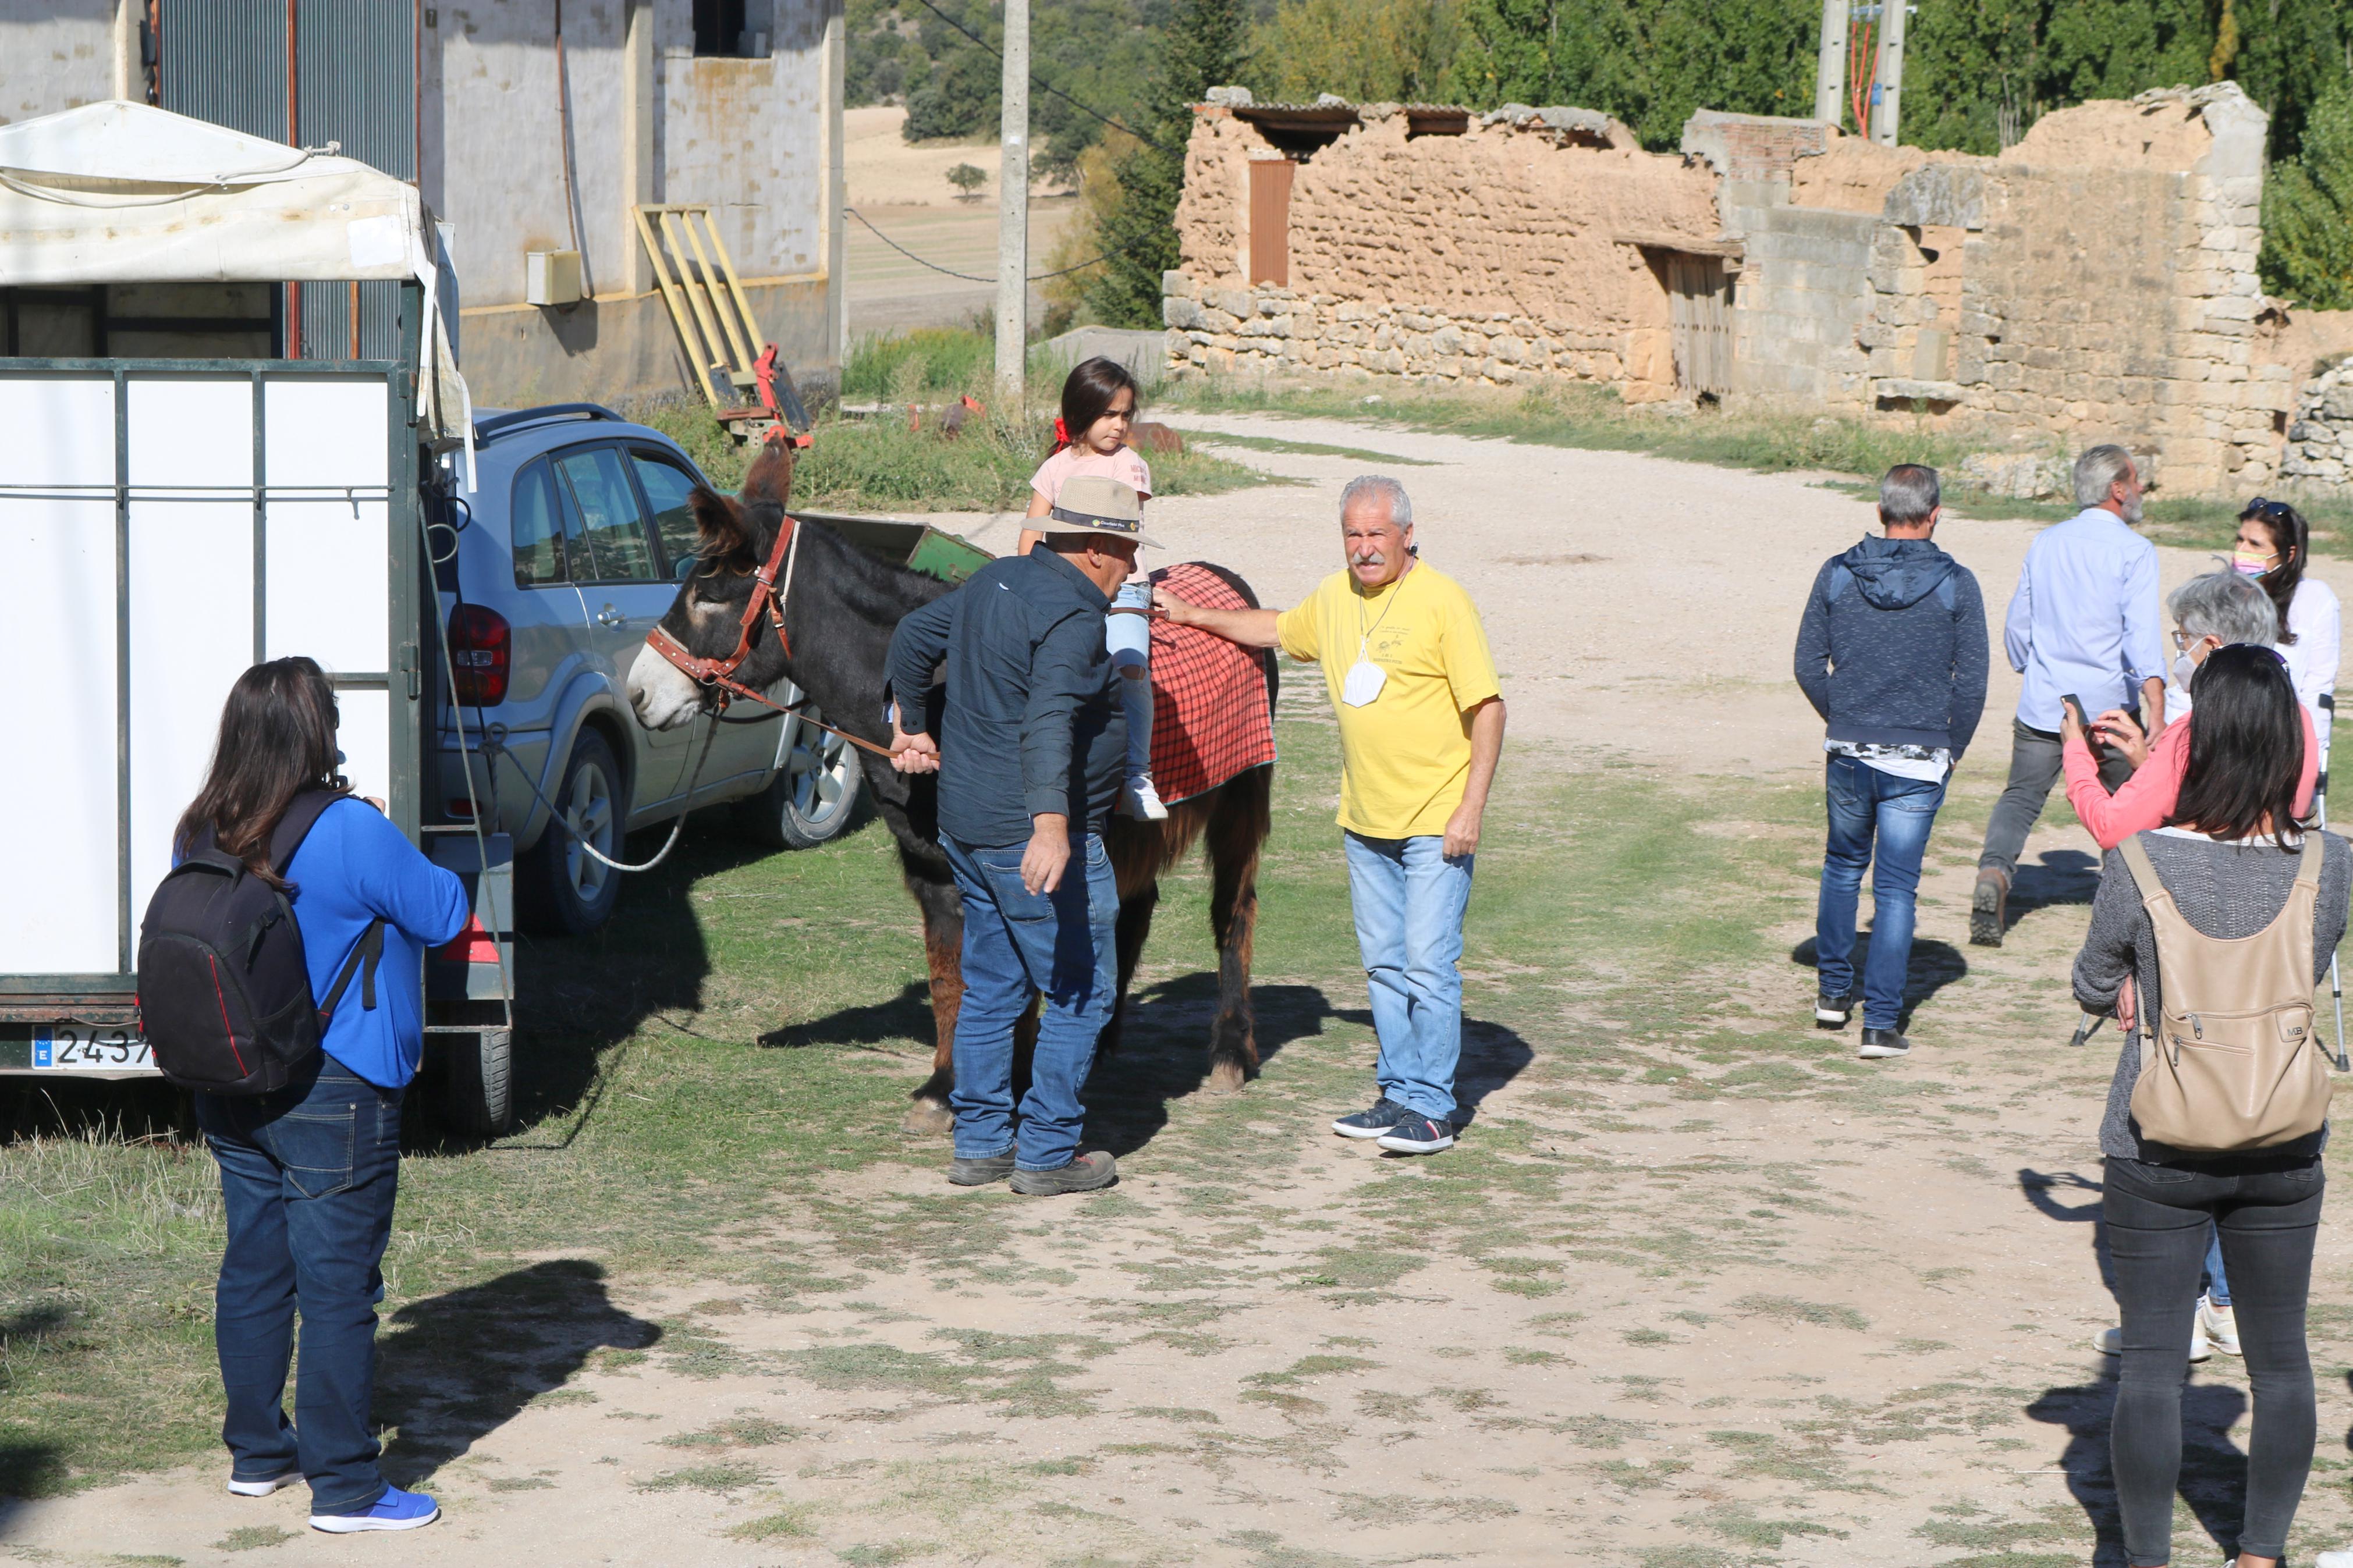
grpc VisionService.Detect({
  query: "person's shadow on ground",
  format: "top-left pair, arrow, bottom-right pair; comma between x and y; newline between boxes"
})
2006,847 -> 2104,933
1789,934 -> 1969,1030
2028,1374 -> 2250,1566
374,1259 -> 659,1484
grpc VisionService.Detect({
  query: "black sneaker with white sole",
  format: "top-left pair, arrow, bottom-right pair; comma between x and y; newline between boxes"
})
1375,1113 -> 1457,1154
1332,1097 -> 1410,1140
1857,1028 -> 1911,1059
1814,991 -> 1851,1028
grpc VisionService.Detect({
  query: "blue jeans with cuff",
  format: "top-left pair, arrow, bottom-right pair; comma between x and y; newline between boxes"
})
1344,831 -> 1474,1122
943,830 -> 1119,1171
196,1055 -> 403,1516
1815,755 -> 1948,1032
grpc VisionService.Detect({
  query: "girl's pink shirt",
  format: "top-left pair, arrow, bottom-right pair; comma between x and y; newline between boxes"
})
2063,705 -> 2319,850
1031,443 -> 1152,505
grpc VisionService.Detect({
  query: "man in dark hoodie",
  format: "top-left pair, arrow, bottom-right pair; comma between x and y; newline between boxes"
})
1794,464 -> 1989,1059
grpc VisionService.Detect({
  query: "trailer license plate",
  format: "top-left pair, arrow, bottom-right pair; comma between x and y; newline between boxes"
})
32,1027 -> 155,1072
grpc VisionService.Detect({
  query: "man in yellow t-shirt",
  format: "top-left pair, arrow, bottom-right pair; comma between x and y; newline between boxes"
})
1156,475 -> 1506,1155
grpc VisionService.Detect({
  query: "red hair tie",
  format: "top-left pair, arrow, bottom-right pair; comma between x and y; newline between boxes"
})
1052,416 -> 1070,445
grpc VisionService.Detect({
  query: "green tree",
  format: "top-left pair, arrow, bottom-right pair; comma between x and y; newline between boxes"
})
1255,0 -> 1461,105
1085,0 -> 1251,328
2263,79 -> 2353,309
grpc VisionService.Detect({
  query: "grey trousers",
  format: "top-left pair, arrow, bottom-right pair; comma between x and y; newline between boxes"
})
1977,716 -> 2138,879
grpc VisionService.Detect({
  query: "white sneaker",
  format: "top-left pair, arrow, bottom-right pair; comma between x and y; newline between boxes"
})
2198,1293 -> 2241,1356
2092,1321 -> 2212,1361
1121,777 -> 1169,821
2311,1550 -> 2353,1567
227,1469 -> 301,1497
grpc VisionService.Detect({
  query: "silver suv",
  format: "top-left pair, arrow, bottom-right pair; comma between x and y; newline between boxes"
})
431,404 -> 860,933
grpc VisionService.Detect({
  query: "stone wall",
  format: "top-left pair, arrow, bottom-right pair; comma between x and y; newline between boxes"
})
2282,358 -> 2353,488
1166,102 -> 1719,396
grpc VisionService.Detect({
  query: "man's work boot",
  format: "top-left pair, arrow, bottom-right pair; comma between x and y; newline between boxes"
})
1969,869 -> 2008,948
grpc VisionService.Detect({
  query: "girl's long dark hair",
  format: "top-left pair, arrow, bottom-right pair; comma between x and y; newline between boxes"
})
1050,355 -> 1139,456
175,656 -> 348,886
2243,498 -> 2310,647
2170,643 -> 2307,849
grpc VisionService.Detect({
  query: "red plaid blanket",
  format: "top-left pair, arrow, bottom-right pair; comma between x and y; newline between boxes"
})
1147,563 -> 1277,805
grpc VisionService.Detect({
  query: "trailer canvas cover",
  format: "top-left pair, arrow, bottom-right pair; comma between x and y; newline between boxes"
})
0,100 -> 467,444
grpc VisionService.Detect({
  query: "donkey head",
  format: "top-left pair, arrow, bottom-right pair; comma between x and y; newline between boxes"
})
625,437 -> 798,731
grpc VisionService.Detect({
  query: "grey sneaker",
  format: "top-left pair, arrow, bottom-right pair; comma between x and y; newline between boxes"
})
1010,1150 -> 1117,1195
1858,1029 -> 1911,1059
947,1151 -> 1016,1186
1375,1113 -> 1457,1154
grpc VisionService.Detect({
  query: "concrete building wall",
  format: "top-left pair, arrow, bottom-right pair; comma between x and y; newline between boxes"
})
0,2 -> 126,122
1167,102 -> 1719,396
0,1 -> 840,408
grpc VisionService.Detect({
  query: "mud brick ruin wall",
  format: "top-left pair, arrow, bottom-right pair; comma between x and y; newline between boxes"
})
1166,85 -> 2351,496
1165,106 -> 1721,399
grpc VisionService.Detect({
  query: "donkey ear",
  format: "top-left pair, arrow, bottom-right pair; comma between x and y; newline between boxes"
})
687,486 -> 751,563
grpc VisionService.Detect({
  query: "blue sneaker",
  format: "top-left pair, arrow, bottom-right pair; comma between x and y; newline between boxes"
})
310,1486 -> 440,1534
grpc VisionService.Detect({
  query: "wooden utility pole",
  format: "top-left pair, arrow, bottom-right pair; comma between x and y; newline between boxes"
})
995,0 -> 1029,404
1872,0 -> 1908,146
1814,0 -> 1850,127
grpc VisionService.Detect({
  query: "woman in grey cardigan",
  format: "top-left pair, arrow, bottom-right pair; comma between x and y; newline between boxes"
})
2071,643 -> 2351,1568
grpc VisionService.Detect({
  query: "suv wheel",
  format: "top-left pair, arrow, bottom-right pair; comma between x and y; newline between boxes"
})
743,707 -> 865,850
521,730 -> 629,934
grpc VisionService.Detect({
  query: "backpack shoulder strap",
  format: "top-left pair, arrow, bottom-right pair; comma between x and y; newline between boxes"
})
2117,833 -> 2170,910
317,919 -> 385,1024
2294,831 -> 2325,888
268,790 -> 346,880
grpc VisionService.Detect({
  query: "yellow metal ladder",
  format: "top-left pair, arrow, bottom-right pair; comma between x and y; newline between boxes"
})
633,203 -> 767,410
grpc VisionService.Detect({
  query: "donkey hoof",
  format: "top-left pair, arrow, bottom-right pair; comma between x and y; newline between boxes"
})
900,1098 -> 953,1137
1205,1059 -> 1248,1096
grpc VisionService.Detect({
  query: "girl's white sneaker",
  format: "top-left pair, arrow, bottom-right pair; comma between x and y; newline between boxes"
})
1121,777 -> 1169,821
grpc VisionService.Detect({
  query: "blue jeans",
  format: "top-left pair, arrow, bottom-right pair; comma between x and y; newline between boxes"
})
196,1055 -> 403,1515
1815,755 -> 1948,1032
1344,831 -> 1474,1121
944,831 -> 1119,1170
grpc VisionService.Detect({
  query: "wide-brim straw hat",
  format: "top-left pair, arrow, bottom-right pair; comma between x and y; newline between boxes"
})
1042,474 -> 1162,548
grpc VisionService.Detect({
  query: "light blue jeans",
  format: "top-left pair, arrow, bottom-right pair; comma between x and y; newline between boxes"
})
942,831 -> 1119,1171
1344,831 -> 1474,1121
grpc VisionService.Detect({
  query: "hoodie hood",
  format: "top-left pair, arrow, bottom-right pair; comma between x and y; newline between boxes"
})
1840,534 -> 1957,610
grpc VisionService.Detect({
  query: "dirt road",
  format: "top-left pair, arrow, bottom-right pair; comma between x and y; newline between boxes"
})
15,421 -> 2353,1566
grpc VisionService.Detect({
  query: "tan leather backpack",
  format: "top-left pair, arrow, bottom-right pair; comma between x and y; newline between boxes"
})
2121,831 -> 2332,1153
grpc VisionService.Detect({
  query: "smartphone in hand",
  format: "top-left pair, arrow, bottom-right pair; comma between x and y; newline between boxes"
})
2060,694 -> 2092,732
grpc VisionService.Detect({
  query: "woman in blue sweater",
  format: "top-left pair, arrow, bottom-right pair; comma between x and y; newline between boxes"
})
176,657 -> 469,1534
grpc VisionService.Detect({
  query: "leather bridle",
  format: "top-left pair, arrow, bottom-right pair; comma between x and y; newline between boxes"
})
643,506 -> 896,760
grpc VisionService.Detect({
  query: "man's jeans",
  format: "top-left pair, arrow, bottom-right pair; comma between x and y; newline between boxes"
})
1978,716 -> 2135,880
1816,755 -> 1947,1032
1344,831 -> 1474,1121
196,1056 -> 403,1516
943,831 -> 1119,1171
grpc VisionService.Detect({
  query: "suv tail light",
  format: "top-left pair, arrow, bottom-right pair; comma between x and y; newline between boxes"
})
448,605 -> 511,706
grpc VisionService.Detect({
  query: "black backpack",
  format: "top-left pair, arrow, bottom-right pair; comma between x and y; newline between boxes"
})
137,790 -> 384,1096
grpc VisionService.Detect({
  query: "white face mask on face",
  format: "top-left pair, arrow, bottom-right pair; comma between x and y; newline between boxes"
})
2173,650 -> 2201,691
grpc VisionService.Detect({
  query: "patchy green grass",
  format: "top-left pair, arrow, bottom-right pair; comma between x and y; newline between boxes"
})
1185,431 -> 1439,467
627,390 -> 1266,514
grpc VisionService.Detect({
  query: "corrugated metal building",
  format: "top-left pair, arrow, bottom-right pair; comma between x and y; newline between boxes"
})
0,1 -> 847,403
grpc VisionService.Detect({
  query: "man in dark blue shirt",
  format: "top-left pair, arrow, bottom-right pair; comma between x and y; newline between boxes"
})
885,476 -> 1151,1194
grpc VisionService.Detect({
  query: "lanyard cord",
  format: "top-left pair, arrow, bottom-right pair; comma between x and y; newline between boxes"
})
1355,572 -> 1406,654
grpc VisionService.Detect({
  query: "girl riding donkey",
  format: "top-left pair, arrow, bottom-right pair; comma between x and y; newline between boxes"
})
1018,356 -> 1168,820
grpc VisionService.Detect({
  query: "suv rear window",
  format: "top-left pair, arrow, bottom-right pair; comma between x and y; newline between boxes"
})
633,451 -> 702,578
555,447 -> 661,583
511,458 -> 569,585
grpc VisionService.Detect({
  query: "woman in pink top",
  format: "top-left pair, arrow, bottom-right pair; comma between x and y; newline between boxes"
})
2064,570 -> 2317,849
1017,357 -> 1166,820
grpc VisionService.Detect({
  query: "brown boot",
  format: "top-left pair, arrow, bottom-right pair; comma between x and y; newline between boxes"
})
1969,869 -> 2008,947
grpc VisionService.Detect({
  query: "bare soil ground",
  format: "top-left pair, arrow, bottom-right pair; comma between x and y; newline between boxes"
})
13,419 -> 2353,1566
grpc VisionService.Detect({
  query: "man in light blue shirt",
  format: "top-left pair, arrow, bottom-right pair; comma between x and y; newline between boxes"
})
1972,445 -> 2167,946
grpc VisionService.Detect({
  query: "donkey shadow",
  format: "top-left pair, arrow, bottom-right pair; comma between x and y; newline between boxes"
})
375,1259 -> 659,1484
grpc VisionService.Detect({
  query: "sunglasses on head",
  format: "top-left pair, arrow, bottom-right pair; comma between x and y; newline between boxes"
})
2244,497 -> 2295,522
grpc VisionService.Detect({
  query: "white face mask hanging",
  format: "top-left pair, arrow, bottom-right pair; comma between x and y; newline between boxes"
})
1341,643 -> 1387,707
